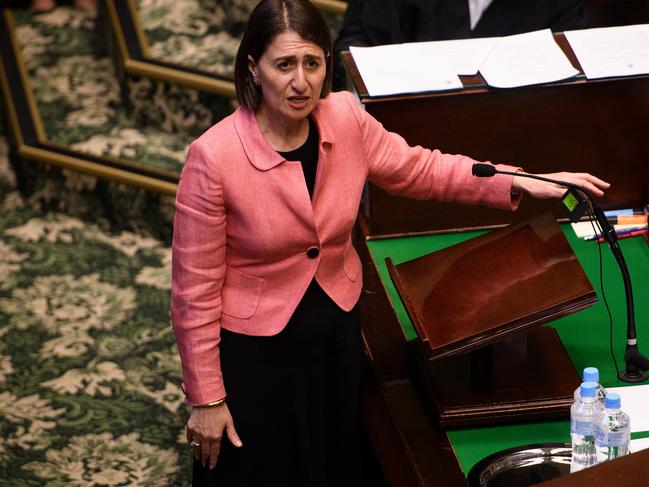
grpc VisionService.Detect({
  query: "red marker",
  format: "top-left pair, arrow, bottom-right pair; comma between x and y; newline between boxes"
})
598,229 -> 648,244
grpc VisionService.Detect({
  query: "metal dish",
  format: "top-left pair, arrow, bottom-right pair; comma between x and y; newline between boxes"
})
466,443 -> 572,487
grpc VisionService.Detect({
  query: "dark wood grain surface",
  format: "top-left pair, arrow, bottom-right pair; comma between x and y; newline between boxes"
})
536,447 -> 649,486
356,221 -> 467,486
384,213 -> 590,426
386,213 -> 597,359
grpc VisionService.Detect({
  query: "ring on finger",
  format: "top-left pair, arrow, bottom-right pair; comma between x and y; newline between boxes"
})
190,439 -> 200,447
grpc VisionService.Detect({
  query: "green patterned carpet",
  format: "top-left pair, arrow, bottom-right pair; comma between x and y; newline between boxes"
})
0,134 -> 193,485
136,0 -> 251,77
12,6 -> 192,173
135,0 -> 343,77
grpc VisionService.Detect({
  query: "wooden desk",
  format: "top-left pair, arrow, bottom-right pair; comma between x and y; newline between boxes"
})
538,446 -> 649,486
358,219 -> 649,486
343,33 -> 649,237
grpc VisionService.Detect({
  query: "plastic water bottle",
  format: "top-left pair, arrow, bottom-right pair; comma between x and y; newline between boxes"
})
573,367 -> 606,405
570,381 -> 602,472
596,393 -> 630,463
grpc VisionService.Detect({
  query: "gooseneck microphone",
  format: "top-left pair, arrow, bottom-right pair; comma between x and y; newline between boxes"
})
472,163 -> 649,382
471,163 -> 498,178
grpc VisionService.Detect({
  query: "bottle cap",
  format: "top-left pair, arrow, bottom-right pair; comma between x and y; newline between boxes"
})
605,393 -> 621,409
583,367 -> 599,383
580,381 -> 597,397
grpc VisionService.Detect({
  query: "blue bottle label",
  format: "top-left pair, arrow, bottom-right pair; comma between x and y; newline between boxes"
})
596,428 -> 628,447
571,418 -> 596,436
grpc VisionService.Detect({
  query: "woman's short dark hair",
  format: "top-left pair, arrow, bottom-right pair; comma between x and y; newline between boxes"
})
234,0 -> 333,110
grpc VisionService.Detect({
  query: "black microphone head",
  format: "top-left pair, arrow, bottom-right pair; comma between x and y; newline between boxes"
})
472,163 -> 497,177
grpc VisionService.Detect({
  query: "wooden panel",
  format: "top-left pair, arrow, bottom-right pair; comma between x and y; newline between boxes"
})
383,213 -> 590,427
415,328 -> 580,428
386,213 -> 597,360
344,33 -> 649,237
356,218 -> 411,380
356,222 -> 466,486
537,447 -> 649,486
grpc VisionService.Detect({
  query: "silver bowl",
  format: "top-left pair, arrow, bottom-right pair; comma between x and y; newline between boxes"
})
466,443 -> 572,487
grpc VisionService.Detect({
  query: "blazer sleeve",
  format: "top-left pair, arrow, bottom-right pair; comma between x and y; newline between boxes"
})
171,140 -> 227,406
344,93 -> 521,210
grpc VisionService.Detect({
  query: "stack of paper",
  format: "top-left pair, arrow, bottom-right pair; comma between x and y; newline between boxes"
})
479,29 -> 579,88
609,383 -> 649,454
565,24 -> 649,79
608,384 -> 649,433
350,44 -> 462,97
350,29 -> 578,96
631,438 -> 649,453
398,37 -> 498,75
349,38 -> 498,96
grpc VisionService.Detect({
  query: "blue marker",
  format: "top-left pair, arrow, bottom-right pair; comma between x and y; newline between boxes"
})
603,208 -> 642,217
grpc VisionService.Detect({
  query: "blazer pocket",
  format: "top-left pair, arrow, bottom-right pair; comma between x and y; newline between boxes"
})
342,241 -> 361,282
222,267 -> 264,319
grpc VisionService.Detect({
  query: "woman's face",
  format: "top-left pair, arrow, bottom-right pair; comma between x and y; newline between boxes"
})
249,31 -> 326,128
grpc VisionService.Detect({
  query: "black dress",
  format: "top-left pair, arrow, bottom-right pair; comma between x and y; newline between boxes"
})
193,118 -> 365,486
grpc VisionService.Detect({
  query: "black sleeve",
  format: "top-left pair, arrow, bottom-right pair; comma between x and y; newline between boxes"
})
333,0 -> 372,91
547,0 -> 587,32
332,0 -> 405,91
334,0 -> 372,54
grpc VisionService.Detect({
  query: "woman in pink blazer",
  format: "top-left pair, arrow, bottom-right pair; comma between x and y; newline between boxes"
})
172,1 -> 609,484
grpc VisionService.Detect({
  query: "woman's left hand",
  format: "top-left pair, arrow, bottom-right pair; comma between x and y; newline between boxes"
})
512,172 -> 610,200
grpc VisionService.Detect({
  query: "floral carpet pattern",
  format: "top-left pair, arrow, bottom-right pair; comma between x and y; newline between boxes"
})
0,135 -> 192,485
136,0 -> 253,77
11,6 -> 185,242
136,0 -> 344,77
12,6 -> 192,173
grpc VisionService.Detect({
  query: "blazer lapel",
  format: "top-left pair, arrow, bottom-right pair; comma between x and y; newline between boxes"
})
308,102 -> 337,211
234,107 -> 285,171
233,106 -> 320,236
311,102 -> 336,146
232,102 -> 343,238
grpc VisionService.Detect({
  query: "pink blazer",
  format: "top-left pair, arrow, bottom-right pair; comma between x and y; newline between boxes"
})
172,91 -> 520,405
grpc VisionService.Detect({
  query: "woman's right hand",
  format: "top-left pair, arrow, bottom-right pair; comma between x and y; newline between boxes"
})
186,401 -> 243,469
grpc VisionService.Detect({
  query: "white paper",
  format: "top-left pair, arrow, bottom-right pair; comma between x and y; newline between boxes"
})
571,221 -> 598,239
570,221 -> 647,239
565,24 -> 649,79
607,384 -> 649,433
631,437 -> 649,453
479,29 -> 579,88
350,44 -> 463,96
404,37 -> 499,75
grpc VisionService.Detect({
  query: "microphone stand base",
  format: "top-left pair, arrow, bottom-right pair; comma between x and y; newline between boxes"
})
619,369 -> 649,383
